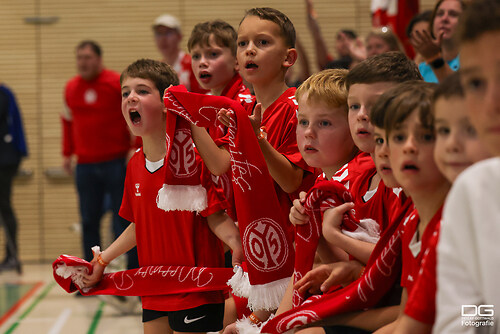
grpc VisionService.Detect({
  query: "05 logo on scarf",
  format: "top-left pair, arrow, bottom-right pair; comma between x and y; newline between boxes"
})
169,128 -> 197,178
243,218 -> 289,272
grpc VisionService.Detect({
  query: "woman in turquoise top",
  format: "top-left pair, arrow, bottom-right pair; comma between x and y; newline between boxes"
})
411,0 -> 466,83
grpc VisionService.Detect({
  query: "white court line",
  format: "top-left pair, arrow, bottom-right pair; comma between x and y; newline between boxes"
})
47,308 -> 72,334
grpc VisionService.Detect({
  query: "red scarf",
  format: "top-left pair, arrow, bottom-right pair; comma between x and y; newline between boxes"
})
156,107 -> 207,212
262,188 -> 410,334
53,254 -> 233,296
293,180 -> 360,307
163,86 -> 294,311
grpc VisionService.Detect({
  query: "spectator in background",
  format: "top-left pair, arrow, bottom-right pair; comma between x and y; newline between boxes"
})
410,0 -> 465,83
152,14 -> 207,93
0,83 -> 27,274
345,27 -> 405,66
406,10 -> 432,64
324,30 -> 360,70
305,0 -> 359,70
61,40 -> 138,272
365,27 -> 404,58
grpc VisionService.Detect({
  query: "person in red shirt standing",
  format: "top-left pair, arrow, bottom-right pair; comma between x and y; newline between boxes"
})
152,14 -> 207,94
61,40 -> 138,271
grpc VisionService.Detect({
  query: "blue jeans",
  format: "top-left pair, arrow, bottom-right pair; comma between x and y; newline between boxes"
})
76,158 -> 138,268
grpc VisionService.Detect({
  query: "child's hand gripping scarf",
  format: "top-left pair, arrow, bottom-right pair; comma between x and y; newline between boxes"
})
162,85 -> 294,312
262,184 -> 409,334
53,250 -> 234,296
293,179 -> 361,307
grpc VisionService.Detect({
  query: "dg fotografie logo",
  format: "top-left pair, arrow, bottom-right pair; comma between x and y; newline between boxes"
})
461,305 -> 495,328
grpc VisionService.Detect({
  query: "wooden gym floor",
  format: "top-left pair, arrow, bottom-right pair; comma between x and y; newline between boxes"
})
0,263 -> 143,334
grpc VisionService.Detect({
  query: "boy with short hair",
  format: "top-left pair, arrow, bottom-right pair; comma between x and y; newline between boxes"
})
393,72 -> 491,334
435,0 -> 500,332
277,68 -> 358,315
202,7 -> 316,330
374,81 -> 448,334
187,20 -> 255,222
234,7 -> 315,199
283,56 -> 422,333
292,52 -> 422,265
325,52 -> 422,260
188,20 -> 253,106
82,59 -> 243,334
332,51 -> 422,194
194,8 -> 315,248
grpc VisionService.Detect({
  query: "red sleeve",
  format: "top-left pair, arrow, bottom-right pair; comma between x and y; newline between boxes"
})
404,223 -> 440,324
119,162 -> 134,223
61,117 -> 74,157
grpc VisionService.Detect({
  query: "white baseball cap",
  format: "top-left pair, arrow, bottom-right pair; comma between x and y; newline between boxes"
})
153,14 -> 181,31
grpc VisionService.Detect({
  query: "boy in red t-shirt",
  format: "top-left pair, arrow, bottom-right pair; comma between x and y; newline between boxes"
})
205,7 -> 316,328
187,19 -> 256,223
374,81 -> 450,333
275,68 -> 359,316
213,7 -> 316,223
397,73 -> 490,332
186,19 -> 257,326
81,59 -> 243,334
187,20 -> 254,110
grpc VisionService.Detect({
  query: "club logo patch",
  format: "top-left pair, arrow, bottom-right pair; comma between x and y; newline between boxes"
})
169,128 -> 197,178
243,218 -> 289,272
84,88 -> 97,104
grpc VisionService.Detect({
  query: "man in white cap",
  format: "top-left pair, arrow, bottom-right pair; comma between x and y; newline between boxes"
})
153,14 -> 206,93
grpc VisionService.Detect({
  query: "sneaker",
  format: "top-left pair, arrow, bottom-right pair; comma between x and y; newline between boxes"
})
98,295 -> 139,315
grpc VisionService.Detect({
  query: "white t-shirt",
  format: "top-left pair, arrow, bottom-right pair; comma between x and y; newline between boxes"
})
434,157 -> 500,333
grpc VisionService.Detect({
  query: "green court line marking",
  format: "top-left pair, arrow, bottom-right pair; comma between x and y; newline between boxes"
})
86,301 -> 105,334
4,282 -> 55,334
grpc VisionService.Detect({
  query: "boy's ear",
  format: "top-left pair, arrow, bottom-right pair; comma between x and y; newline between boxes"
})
283,48 -> 298,68
233,57 -> 239,72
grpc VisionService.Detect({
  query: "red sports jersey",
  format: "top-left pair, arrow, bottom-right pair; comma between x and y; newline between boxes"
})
326,176 -> 409,233
221,74 -> 255,110
351,175 -> 405,233
405,219 -> 440,324
174,51 -> 208,94
120,148 -> 227,311
330,151 -> 406,233
332,152 -> 375,191
62,69 -> 133,163
400,207 -> 442,296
